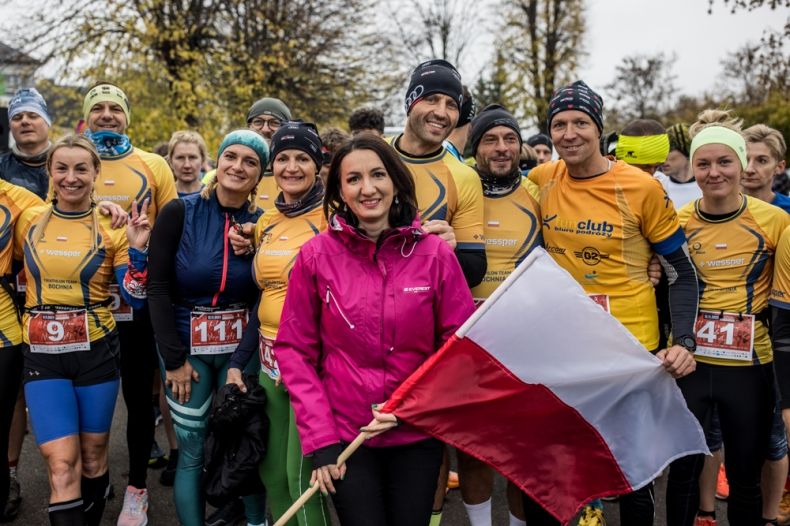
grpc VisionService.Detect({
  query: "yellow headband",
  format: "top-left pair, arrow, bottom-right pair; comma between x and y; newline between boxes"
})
82,84 -> 131,125
616,134 -> 670,166
690,126 -> 747,170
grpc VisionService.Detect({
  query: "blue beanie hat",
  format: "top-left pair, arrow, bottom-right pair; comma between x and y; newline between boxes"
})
9,88 -> 51,126
217,129 -> 270,168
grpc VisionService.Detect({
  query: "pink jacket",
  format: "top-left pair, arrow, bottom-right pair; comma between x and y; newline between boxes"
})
275,215 -> 474,455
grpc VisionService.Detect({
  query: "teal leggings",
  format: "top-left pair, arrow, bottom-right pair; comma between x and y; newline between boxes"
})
162,354 -> 266,526
259,372 -> 330,526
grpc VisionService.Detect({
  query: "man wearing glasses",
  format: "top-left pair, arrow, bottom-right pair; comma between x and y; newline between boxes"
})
247,97 -> 292,145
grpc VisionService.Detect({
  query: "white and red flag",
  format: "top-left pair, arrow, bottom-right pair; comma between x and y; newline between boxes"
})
381,247 -> 707,524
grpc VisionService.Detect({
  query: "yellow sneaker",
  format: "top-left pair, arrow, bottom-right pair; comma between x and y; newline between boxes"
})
577,505 -> 606,526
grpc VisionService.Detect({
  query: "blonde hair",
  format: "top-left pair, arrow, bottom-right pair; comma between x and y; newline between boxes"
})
689,109 -> 744,139
520,143 -> 537,162
167,130 -> 208,164
34,134 -> 101,260
743,124 -> 787,162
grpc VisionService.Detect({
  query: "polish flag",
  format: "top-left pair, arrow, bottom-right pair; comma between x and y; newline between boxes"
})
381,247 -> 707,524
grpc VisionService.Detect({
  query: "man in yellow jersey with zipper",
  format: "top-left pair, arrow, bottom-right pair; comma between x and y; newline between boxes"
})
82,82 -> 177,526
524,80 -> 699,526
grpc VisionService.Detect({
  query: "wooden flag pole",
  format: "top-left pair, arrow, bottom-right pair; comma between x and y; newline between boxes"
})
272,430 -> 369,526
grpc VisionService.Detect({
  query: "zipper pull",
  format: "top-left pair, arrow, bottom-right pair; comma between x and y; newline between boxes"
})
325,286 -> 330,304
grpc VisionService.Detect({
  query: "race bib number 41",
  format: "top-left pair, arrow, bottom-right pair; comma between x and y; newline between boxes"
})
190,309 -> 247,355
28,310 -> 90,354
694,310 -> 755,362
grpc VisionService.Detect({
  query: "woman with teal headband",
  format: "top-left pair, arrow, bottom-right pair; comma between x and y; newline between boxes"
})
666,109 -> 790,526
148,130 -> 269,526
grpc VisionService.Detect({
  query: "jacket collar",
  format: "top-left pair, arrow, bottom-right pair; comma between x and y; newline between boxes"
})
329,214 -> 424,257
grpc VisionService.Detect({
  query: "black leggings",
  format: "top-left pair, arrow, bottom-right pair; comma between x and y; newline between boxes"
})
330,438 -> 443,526
522,483 -> 655,525
118,306 -> 158,489
0,346 -> 22,510
666,362 -> 774,526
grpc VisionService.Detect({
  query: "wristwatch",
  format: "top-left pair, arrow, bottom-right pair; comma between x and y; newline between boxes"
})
673,335 -> 697,353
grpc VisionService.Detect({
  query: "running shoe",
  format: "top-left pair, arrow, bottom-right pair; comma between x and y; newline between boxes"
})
778,489 -> 790,525
694,516 -> 717,526
1,474 -> 21,521
148,440 -> 168,469
159,450 -> 178,487
117,486 -> 148,526
577,503 -> 606,526
446,470 -> 459,490
205,498 -> 245,526
715,464 -> 729,500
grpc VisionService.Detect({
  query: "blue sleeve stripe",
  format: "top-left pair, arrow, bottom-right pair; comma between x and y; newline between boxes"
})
651,227 -> 686,255
770,299 -> 790,311
456,242 -> 486,251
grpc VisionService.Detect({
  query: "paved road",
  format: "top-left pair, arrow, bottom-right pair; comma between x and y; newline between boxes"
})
13,393 -> 726,525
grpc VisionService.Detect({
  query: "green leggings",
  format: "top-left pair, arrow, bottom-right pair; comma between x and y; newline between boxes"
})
259,372 -> 330,526
163,354 -> 267,526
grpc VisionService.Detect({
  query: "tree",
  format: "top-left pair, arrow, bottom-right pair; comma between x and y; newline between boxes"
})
501,0 -> 586,133
474,47 -> 519,111
603,52 -> 680,126
6,0 -> 398,149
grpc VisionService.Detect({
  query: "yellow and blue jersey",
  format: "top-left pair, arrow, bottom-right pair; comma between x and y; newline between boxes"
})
387,136 -> 485,251
0,181 -> 44,346
679,195 -> 790,366
472,182 -> 542,300
529,160 -> 685,350
253,204 -> 327,339
771,225 -> 790,311
14,206 -> 133,343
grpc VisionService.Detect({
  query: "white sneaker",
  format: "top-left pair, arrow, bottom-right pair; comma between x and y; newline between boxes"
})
117,486 -> 148,526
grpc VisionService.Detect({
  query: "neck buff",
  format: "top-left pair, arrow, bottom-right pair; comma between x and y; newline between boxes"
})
85,129 -> 132,159
616,134 -> 670,166
478,167 -> 521,197
275,177 -> 324,217
11,141 -> 51,165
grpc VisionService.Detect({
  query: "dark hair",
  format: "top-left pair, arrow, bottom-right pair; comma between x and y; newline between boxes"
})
621,119 -> 665,136
348,107 -> 385,134
320,127 -> 351,154
324,135 -> 417,229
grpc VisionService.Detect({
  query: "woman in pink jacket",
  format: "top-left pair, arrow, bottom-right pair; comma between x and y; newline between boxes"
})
275,135 -> 474,526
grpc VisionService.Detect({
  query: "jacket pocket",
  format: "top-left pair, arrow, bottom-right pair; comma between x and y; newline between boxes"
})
325,286 -> 355,329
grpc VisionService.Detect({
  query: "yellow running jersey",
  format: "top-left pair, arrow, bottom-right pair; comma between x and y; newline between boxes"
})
0,181 -> 45,346
678,196 -> 790,366
529,160 -> 685,350
253,204 -> 327,338
94,148 -> 177,222
14,206 -> 131,342
253,175 -> 280,212
387,136 -> 485,251
771,225 -> 790,311
472,182 -> 542,301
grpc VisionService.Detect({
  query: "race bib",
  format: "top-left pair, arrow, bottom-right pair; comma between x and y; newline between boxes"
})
109,284 -> 133,322
694,310 -> 755,362
190,308 -> 247,355
588,294 -> 610,313
27,310 -> 90,354
15,272 -> 26,293
259,334 -> 280,381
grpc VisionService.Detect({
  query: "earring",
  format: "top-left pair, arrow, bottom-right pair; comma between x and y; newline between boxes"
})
343,203 -> 348,212
395,195 -> 400,205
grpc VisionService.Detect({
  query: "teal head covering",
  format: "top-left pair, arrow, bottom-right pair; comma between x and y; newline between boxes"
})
217,129 -> 270,167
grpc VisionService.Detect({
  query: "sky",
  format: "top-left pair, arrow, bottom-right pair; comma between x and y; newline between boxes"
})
579,0 -> 786,96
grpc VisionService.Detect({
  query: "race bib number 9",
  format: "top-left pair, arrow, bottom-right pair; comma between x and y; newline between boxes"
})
109,284 -> 133,322
588,294 -> 610,313
190,309 -> 247,355
28,310 -> 90,354
694,310 -> 755,362
259,334 -> 280,381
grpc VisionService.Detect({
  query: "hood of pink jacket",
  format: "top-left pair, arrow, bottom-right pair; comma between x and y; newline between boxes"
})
276,215 -> 475,453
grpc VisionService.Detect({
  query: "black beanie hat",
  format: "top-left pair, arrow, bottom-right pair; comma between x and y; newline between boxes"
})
270,121 -> 323,169
547,80 -> 604,133
404,59 -> 463,115
456,86 -> 476,128
469,104 -> 522,155
526,133 -> 553,151
666,123 -> 691,157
